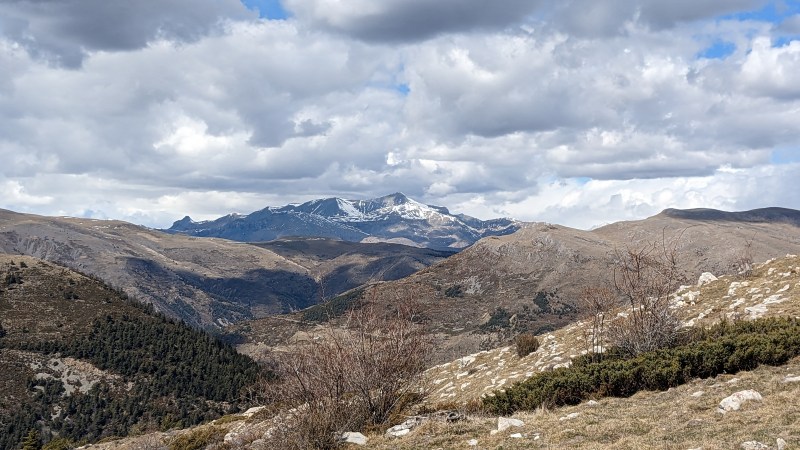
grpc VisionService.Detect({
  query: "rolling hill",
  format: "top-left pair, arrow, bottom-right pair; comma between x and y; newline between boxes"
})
0,209 -> 451,328
228,207 -> 800,362
0,255 -> 260,449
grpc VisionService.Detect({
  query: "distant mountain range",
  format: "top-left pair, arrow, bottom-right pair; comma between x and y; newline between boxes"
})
166,192 -> 520,251
230,206 -> 800,363
0,209 -> 452,328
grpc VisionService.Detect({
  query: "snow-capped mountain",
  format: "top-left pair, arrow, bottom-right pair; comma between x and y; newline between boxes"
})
166,193 -> 520,250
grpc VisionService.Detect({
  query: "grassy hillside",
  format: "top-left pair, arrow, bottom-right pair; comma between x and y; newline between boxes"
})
0,255 -> 260,449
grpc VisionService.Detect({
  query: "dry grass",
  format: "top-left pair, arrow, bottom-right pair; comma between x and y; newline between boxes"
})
368,356 -> 800,449
422,255 -> 800,406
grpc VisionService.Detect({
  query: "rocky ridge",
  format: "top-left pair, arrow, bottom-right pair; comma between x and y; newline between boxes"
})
166,192 -> 520,251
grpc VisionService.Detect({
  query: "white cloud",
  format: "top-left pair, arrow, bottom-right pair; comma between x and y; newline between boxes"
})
0,1 -> 798,230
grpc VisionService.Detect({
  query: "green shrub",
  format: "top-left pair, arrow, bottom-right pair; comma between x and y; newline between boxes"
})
43,438 -> 79,450
515,333 -> 540,357
445,284 -> 464,298
302,288 -> 365,322
479,307 -> 512,333
168,426 -> 226,450
42,437 -> 79,450
484,317 -> 800,415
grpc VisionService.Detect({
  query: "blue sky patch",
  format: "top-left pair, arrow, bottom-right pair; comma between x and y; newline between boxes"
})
241,0 -> 288,20
395,84 -> 411,96
771,148 -> 800,164
698,40 -> 736,59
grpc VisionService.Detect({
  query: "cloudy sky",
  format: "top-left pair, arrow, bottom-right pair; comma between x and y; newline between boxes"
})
1,0 -> 799,229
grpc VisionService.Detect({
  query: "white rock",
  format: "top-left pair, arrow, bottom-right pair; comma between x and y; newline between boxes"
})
241,406 -> 266,417
777,437 -> 787,450
740,441 -> 768,450
387,428 -> 410,438
691,391 -> 705,398
718,390 -> 763,414
509,433 -> 523,438
559,412 -> 580,421
586,400 -> 599,406
467,439 -> 478,446
340,432 -> 368,446
497,417 -> 525,432
783,376 -> 800,383
698,272 -> 717,286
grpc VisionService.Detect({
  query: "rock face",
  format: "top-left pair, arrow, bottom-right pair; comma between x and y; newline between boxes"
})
166,192 -> 520,251
718,390 -> 763,413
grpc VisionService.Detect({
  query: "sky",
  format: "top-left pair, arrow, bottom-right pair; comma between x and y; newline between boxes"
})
1,0 -> 799,230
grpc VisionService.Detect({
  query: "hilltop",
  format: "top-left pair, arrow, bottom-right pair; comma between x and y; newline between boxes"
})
0,255 -> 260,449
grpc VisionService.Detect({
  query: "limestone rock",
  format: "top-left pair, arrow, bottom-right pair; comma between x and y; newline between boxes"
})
386,417 -> 426,438
718,390 -> 763,413
740,441 -> 768,450
698,272 -> 718,286
497,417 -> 525,432
340,432 -> 367,446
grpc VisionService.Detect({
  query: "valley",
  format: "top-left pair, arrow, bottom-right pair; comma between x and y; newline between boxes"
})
2,204 -> 800,449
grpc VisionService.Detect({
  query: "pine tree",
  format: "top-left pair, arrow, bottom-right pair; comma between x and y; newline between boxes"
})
21,428 -> 41,450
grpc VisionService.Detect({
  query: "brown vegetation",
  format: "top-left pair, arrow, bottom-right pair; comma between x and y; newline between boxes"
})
255,301 -> 431,449
608,235 -> 687,356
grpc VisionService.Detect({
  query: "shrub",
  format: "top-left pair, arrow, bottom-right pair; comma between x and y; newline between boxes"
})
608,236 -> 686,357
168,426 -> 225,450
260,301 -> 431,449
484,317 -> 800,415
479,307 -> 512,333
444,284 -> 464,298
43,438 -> 79,450
301,288 -> 365,323
515,333 -> 540,357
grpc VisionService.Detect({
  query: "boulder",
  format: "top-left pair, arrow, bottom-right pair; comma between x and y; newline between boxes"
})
718,390 -> 763,414
497,417 -> 525,432
698,272 -> 718,286
340,432 -> 367,446
559,412 -> 580,421
386,417 -> 426,438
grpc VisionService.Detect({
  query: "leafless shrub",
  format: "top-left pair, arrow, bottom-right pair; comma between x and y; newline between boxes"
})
257,301 -> 431,449
578,286 -> 616,361
730,234 -> 755,278
608,233 -> 687,357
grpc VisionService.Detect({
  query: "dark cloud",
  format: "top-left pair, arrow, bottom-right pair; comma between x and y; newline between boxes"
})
284,0 -> 543,42
0,0 -> 254,66
552,0 -> 768,37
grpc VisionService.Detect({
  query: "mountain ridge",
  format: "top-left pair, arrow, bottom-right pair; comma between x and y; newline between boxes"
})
166,193 -> 520,251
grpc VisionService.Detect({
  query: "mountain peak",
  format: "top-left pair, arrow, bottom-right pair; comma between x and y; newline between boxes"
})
166,193 -> 520,250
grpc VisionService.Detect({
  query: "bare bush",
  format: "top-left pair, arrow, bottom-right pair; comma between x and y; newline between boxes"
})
608,234 -> 687,357
258,301 -> 431,449
730,234 -> 755,278
514,332 -> 540,357
578,286 -> 616,361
